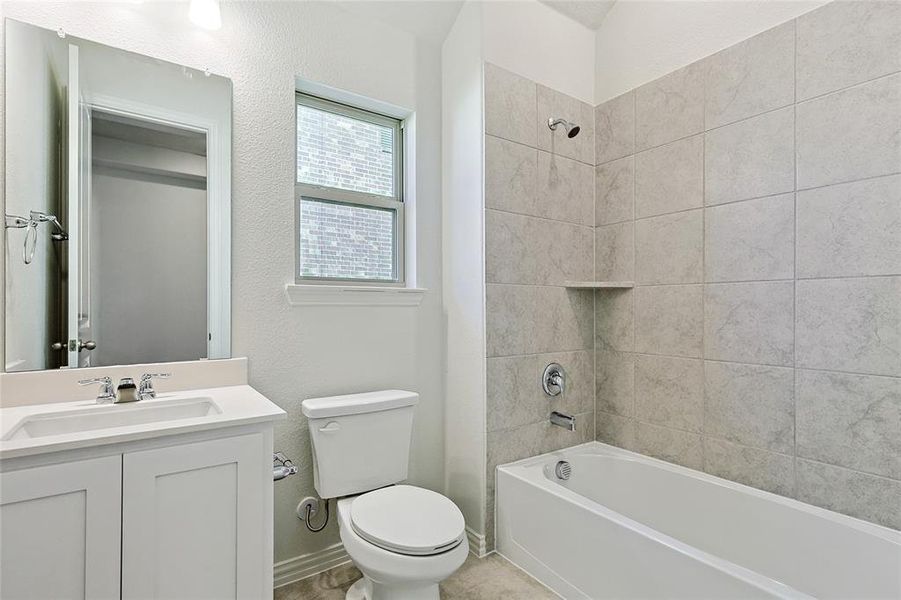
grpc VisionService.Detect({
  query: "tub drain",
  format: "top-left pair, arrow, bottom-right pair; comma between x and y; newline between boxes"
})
555,460 -> 571,480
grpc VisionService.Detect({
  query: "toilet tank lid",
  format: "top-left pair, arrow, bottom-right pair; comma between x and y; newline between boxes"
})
301,390 -> 419,418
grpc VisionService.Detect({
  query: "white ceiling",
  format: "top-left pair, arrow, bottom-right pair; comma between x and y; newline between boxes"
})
537,0 -> 617,30
335,1 -> 466,46
335,0 -> 617,46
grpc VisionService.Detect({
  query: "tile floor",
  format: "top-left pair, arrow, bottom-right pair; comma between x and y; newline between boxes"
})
274,553 -> 559,599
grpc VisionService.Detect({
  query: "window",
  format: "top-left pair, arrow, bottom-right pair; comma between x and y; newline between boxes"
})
295,93 -> 404,285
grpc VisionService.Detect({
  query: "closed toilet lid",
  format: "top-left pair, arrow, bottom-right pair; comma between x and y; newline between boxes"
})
351,485 -> 465,556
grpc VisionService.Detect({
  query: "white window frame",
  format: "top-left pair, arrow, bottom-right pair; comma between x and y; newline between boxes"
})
294,92 -> 404,286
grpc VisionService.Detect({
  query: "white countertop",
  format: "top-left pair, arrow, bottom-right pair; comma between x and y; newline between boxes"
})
0,384 -> 285,460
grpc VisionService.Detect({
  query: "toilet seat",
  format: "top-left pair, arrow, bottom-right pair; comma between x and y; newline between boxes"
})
350,485 -> 465,556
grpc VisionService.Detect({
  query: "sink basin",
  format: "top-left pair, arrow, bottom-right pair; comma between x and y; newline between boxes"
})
2,397 -> 220,441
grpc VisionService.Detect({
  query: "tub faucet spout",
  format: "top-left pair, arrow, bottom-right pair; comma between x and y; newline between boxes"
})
550,411 -> 575,431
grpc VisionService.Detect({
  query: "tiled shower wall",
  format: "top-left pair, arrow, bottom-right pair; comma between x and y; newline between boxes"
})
594,0 -> 901,530
483,63 -> 597,548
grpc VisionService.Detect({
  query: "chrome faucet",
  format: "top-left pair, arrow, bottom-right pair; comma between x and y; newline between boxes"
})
139,373 -> 171,400
550,411 -> 576,431
78,376 -> 139,403
78,376 -> 116,404
115,378 -> 139,403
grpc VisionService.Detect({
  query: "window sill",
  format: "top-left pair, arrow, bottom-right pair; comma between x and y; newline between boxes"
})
284,283 -> 426,307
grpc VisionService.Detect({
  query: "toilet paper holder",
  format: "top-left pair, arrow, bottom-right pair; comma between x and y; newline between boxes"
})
273,452 -> 298,481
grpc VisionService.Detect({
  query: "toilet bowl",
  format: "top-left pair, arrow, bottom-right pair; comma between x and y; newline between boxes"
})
301,391 -> 469,600
337,485 -> 468,600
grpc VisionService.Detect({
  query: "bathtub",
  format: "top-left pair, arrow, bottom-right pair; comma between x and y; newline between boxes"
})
496,442 -> 901,599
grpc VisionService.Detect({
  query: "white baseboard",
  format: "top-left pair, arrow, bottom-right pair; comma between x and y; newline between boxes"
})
274,542 -> 351,589
467,526 -> 488,558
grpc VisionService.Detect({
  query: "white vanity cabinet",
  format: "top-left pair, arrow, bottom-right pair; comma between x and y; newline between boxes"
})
0,426 -> 275,600
121,433 -> 267,599
0,455 -> 123,600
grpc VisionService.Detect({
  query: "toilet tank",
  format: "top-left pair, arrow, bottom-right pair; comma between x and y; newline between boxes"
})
301,390 -> 418,499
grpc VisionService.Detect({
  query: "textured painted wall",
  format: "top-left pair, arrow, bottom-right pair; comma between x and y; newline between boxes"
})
0,0 -> 446,565
593,0 -> 901,531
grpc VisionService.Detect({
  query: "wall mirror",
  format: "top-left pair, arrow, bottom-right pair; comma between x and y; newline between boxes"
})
3,19 -> 232,372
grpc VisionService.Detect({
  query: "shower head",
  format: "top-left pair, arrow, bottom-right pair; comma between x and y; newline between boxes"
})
548,117 -> 581,138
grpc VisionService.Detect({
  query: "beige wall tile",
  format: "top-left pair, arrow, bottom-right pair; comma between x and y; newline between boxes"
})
486,210 -> 593,285
796,459 -> 901,531
486,284 -> 594,357
797,0 -> 901,101
485,63 -> 537,147
634,135 -> 704,218
636,422 -> 704,470
796,277 -> 901,377
705,107 -> 794,206
796,369 -> 901,480
704,281 -> 794,366
705,193 -> 795,282
703,438 -> 795,497
485,135 -> 538,216
595,156 -> 634,225
596,412 -> 637,451
635,62 -> 705,151
635,285 -> 703,358
704,22 -> 795,129
797,73 -> 901,190
538,151 -> 595,226
596,222 -> 634,282
797,175 -> 901,278
595,91 -> 635,164
596,289 -> 634,352
596,350 -> 634,417
704,361 -> 795,453
635,210 -> 703,285
635,354 -> 704,432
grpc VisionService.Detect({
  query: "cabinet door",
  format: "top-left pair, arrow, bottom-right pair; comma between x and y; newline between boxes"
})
121,433 -> 266,599
0,455 -> 122,600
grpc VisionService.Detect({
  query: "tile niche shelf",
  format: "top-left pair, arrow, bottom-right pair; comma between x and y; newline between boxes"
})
563,281 -> 635,289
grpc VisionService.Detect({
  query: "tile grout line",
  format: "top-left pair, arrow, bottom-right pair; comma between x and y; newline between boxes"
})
792,16 -> 800,500
700,70 -> 708,474
625,351 -> 901,381
629,87 -> 638,447
484,131 -> 598,168
592,101 -> 599,443
795,67 -> 901,106
485,206 -> 594,230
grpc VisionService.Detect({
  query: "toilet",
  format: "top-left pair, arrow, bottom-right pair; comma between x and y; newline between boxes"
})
302,390 -> 468,600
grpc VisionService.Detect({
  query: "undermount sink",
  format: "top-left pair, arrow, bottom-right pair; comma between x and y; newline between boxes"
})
2,397 -> 220,441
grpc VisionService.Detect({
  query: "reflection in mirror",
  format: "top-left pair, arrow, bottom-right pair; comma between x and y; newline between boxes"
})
3,19 -> 232,372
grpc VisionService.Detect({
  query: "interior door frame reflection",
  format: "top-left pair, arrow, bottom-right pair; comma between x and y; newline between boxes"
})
70,90 -> 231,366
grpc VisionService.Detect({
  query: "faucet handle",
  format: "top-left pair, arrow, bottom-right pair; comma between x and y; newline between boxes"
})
139,373 -> 171,399
140,372 -> 171,382
542,363 -> 565,397
79,376 -> 115,403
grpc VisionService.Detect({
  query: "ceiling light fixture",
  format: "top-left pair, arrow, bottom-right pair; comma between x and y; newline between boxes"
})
189,0 -> 221,30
